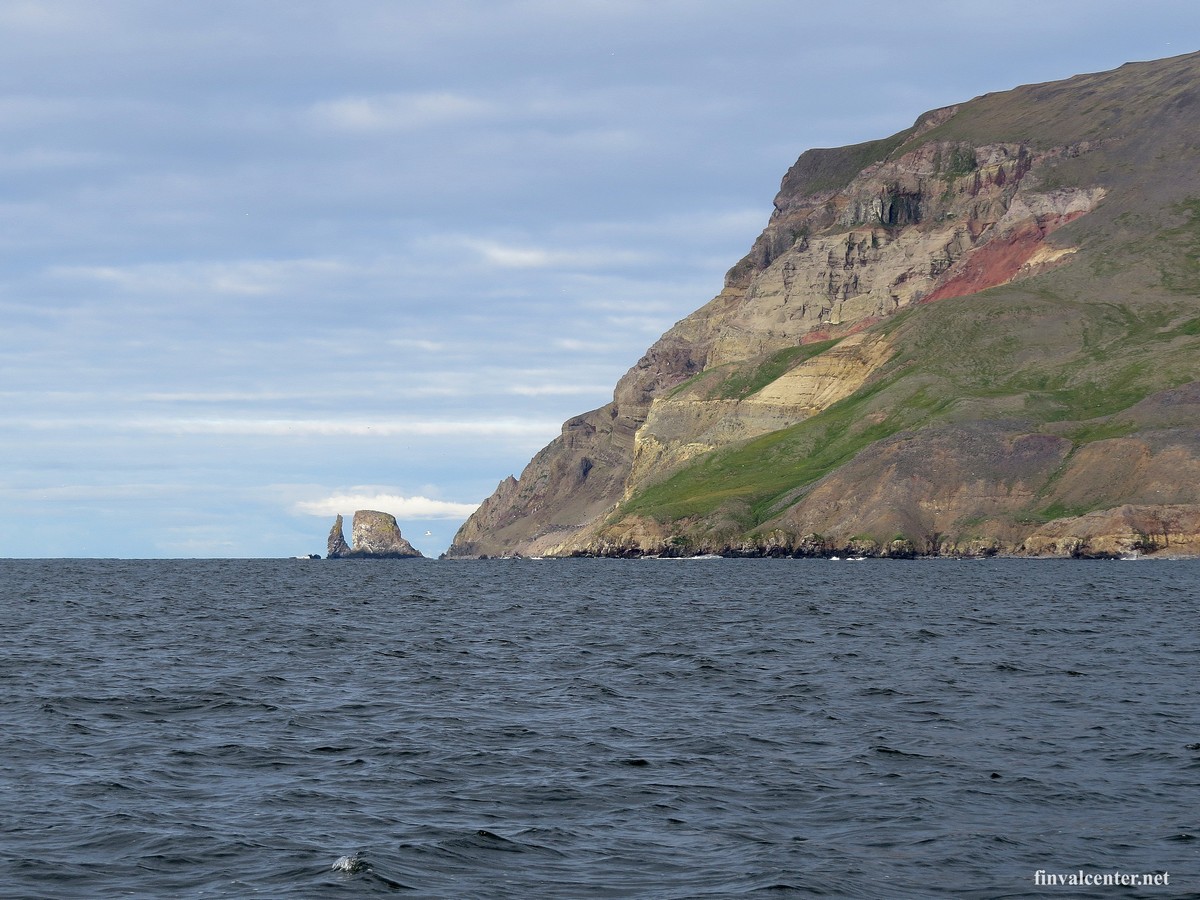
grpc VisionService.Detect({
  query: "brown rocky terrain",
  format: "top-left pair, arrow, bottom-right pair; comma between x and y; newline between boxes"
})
447,51 -> 1200,559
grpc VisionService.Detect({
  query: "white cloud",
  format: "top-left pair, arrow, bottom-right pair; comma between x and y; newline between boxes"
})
389,337 -> 448,352
552,336 -> 651,356
294,492 -> 480,519
602,314 -> 677,335
134,417 -> 560,437
0,96 -> 79,129
136,389 -> 334,403
1,415 -> 564,442
0,482 -> 173,502
472,241 -> 556,268
463,238 -> 652,270
0,1 -> 110,34
50,258 -> 347,297
0,147 -> 109,171
308,92 -> 494,132
507,383 -> 610,396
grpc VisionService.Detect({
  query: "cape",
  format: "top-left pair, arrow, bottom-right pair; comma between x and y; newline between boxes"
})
447,51 -> 1200,559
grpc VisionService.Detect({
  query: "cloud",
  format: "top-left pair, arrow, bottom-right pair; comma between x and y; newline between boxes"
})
0,1 -> 110,35
471,241 -> 556,268
135,389 -> 336,403
0,482 -> 174,502
462,238 -> 653,270
601,314 -> 678,335
389,337 -> 448,352
6,415 -> 563,438
551,336 -> 645,355
0,148 -> 109,171
50,258 -> 347,297
507,383 -> 611,396
294,492 -> 480,519
139,417 -> 561,438
307,92 -> 494,132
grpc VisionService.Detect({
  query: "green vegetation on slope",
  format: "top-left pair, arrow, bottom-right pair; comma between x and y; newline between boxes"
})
615,284 -> 1200,533
665,339 -> 842,401
895,52 -> 1200,154
1160,199 -> 1200,293
619,374 -> 918,527
933,143 -> 978,179
708,339 -> 842,400
779,131 -> 914,198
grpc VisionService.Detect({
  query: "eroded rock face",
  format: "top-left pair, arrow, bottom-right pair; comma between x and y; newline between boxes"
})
327,514 -> 352,559
712,142 -> 1104,366
1023,505 -> 1200,558
326,510 -> 423,559
351,510 -> 422,557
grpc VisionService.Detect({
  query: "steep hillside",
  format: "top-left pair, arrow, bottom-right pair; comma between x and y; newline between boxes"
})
447,51 -> 1200,559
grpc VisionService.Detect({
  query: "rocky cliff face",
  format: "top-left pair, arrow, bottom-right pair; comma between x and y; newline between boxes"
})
327,514 -> 352,558
447,51 -> 1200,559
327,510 -> 423,559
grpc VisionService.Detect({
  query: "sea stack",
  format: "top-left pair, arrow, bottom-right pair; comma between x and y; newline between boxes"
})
326,510 -> 423,559
327,514 -> 352,558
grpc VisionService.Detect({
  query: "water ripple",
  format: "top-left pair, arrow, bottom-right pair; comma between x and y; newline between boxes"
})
0,558 -> 1196,897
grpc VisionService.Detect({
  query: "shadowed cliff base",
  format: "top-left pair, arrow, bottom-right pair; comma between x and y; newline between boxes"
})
447,51 -> 1200,560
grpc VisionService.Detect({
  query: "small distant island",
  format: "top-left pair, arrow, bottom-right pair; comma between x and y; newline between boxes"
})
326,510 -> 423,559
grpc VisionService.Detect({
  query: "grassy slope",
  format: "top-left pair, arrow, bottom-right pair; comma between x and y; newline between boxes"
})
617,278 -> 1200,536
666,339 -> 843,402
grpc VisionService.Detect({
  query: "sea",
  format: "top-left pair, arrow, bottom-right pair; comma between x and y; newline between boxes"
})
1,557 -> 1197,899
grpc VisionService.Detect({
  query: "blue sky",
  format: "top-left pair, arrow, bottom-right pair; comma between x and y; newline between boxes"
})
1,1 -> 1194,557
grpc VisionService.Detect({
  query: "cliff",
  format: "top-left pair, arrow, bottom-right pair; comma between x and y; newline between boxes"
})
327,510 -> 423,559
327,514 -> 352,557
447,51 -> 1200,559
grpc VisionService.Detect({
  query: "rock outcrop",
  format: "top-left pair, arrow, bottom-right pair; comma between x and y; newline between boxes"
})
327,514 -> 352,558
446,51 -> 1200,559
326,510 -> 423,559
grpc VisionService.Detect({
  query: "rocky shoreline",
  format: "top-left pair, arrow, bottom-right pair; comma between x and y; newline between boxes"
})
451,501 -> 1200,561
472,545 -> 1181,561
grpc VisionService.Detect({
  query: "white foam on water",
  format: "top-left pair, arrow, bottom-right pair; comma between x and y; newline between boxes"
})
331,852 -> 367,874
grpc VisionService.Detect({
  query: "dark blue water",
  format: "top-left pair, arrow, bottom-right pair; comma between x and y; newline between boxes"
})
1,558 -> 1198,898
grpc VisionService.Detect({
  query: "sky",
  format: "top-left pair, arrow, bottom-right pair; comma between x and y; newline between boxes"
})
1,1 -> 1195,558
